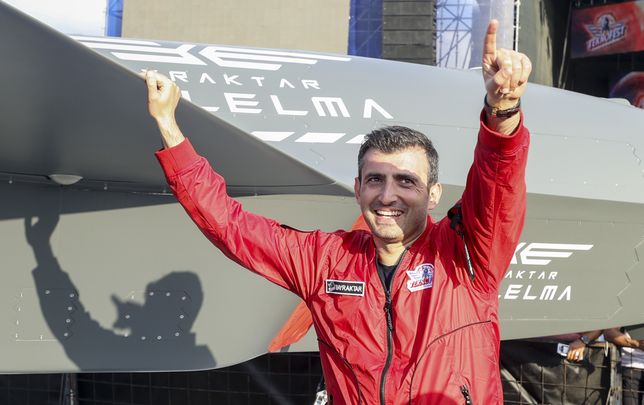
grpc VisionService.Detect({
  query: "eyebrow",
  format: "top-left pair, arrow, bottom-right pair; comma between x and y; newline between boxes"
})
393,173 -> 420,183
362,171 -> 383,178
362,171 -> 422,183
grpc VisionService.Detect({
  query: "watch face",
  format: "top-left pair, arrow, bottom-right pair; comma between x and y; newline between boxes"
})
580,336 -> 590,345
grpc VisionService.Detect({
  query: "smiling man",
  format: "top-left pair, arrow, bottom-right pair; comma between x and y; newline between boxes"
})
355,126 -> 442,266
145,19 -> 531,405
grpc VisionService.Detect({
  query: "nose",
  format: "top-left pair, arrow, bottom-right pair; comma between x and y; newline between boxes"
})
378,179 -> 398,205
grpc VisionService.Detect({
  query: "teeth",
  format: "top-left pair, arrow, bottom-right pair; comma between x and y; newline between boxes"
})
376,210 -> 401,217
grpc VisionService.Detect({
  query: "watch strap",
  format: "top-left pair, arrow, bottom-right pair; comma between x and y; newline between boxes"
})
484,95 -> 521,118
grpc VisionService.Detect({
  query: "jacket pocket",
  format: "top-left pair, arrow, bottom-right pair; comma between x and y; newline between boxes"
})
406,320 -> 499,404
317,339 -> 363,405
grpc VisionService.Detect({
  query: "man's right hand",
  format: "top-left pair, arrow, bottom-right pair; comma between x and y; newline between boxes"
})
143,70 -> 186,148
566,339 -> 586,362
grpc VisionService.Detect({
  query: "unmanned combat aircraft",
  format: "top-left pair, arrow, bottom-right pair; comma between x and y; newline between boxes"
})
1,1 -> 643,372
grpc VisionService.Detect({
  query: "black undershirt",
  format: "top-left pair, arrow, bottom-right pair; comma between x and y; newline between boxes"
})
377,261 -> 398,292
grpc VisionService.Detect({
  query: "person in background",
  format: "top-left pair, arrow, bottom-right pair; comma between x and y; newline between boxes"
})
556,330 -> 603,362
604,327 -> 644,404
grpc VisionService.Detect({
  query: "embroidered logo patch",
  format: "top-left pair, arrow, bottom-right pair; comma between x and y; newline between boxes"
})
325,280 -> 365,296
406,264 -> 434,292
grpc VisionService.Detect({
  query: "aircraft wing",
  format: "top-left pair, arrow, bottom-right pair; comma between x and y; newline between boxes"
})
0,1 -> 349,197
1,1 -> 644,372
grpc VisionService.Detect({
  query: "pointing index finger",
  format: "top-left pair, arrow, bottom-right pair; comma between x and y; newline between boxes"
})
483,19 -> 499,60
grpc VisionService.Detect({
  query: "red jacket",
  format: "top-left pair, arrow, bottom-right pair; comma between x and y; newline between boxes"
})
156,113 -> 529,405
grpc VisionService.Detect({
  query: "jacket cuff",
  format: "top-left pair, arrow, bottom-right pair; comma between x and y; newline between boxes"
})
155,138 -> 201,176
478,110 -> 529,154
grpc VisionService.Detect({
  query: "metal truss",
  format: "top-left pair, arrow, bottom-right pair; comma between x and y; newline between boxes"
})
436,0 -> 475,68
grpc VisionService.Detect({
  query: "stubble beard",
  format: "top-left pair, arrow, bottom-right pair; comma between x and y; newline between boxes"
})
369,221 -> 404,245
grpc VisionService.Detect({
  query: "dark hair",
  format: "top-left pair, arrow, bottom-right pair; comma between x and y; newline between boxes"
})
357,126 -> 439,185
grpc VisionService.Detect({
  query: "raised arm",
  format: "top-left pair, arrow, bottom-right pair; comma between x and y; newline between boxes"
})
142,71 -> 331,300
460,20 -> 532,290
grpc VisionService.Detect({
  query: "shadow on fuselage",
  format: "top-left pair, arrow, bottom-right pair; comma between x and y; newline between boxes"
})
23,201 -> 215,372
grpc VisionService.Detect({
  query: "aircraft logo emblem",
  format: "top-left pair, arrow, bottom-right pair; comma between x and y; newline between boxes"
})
72,36 -> 351,71
406,264 -> 434,292
511,243 -> 593,266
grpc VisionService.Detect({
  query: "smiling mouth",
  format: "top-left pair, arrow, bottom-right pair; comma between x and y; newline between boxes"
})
375,209 -> 402,218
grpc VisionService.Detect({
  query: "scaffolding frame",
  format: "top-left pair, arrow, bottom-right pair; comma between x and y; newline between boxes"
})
436,0 -> 521,69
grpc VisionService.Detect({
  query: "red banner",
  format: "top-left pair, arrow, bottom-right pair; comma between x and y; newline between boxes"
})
610,72 -> 644,108
571,1 -> 644,58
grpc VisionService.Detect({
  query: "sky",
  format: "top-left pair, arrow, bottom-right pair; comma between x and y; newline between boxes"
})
5,0 -> 107,35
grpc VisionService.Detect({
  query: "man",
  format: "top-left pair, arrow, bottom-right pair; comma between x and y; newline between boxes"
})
144,20 -> 531,404
538,330 -> 602,363
604,327 -> 644,404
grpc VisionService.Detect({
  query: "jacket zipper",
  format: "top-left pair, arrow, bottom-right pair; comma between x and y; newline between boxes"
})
448,202 -> 475,280
460,385 -> 473,405
378,251 -> 407,405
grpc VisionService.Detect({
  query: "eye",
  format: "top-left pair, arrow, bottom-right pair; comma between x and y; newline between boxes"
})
399,177 -> 415,186
365,176 -> 382,184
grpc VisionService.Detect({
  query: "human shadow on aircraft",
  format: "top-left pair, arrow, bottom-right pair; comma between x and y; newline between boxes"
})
25,210 -> 215,371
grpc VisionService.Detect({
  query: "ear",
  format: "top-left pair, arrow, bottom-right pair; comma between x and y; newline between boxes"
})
354,176 -> 361,203
427,182 -> 442,211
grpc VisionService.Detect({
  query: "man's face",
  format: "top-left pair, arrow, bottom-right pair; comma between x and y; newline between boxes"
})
354,146 -> 441,247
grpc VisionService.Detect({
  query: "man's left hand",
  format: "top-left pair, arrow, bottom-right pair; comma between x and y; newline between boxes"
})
482,20 -> 532,109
